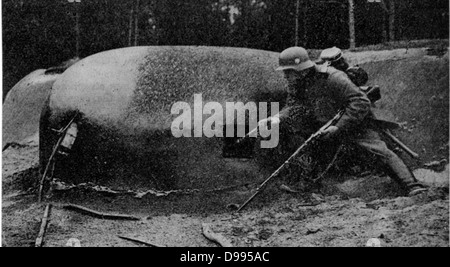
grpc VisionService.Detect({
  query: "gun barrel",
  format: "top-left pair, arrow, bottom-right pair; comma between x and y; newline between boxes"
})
236,127 -> 258,144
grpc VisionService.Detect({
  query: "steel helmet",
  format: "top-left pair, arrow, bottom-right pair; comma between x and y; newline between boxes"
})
276,47 -> 315,71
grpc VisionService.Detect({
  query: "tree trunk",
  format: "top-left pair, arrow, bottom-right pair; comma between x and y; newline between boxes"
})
128,8 -> 134,47
303,0 -> 307,46
388,0 -> 395,41
242,0 -> 250,47
379,0 -> 388,43
382,20 -> 388,43
295,0 -> 300,46
134,0 -> 140,46
75,3 -> 80,57
348,0 -> 355,49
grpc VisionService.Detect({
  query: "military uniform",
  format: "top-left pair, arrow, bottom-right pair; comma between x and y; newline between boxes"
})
278,64 -> 424,193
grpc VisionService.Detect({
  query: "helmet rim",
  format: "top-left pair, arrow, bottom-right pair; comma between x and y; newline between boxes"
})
276,59 -> 315,72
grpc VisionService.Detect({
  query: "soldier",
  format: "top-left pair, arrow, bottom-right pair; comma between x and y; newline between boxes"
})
260,47 -> 427,197
319,46 -> 369,87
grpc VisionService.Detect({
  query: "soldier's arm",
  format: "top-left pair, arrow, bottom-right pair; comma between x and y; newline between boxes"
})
329,71 -> 371,132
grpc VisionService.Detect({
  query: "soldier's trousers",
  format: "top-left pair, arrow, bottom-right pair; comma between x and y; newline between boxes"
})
279,116 -> 421,189
352,129 -> 420,189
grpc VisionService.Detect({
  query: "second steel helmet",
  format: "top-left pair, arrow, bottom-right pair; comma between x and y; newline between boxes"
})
276,47 -> 315,72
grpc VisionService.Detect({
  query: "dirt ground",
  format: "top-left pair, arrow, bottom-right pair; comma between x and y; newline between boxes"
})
2,142 -> 448,247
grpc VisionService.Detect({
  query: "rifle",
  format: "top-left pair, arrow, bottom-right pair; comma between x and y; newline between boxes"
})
236,120 -> 268,144
237,109 -> 345,212
382,128 -> 419,159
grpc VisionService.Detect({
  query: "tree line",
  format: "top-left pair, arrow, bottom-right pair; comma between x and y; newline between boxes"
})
2,0 -> 449,98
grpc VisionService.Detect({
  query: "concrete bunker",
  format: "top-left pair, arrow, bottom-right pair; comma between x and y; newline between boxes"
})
39,46 -> 288,192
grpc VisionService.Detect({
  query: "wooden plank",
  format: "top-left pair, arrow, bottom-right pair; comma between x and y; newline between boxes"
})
202,223 -> 233,247
63,204 -> 141,221
35,204 -> 52,247
118,236 -> 164,247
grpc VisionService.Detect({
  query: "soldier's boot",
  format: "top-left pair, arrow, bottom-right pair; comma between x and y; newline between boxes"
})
356,134 -> 427,197
383,160 -> 428,197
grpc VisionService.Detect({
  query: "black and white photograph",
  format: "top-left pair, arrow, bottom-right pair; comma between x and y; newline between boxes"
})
1,0 -> 449,250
